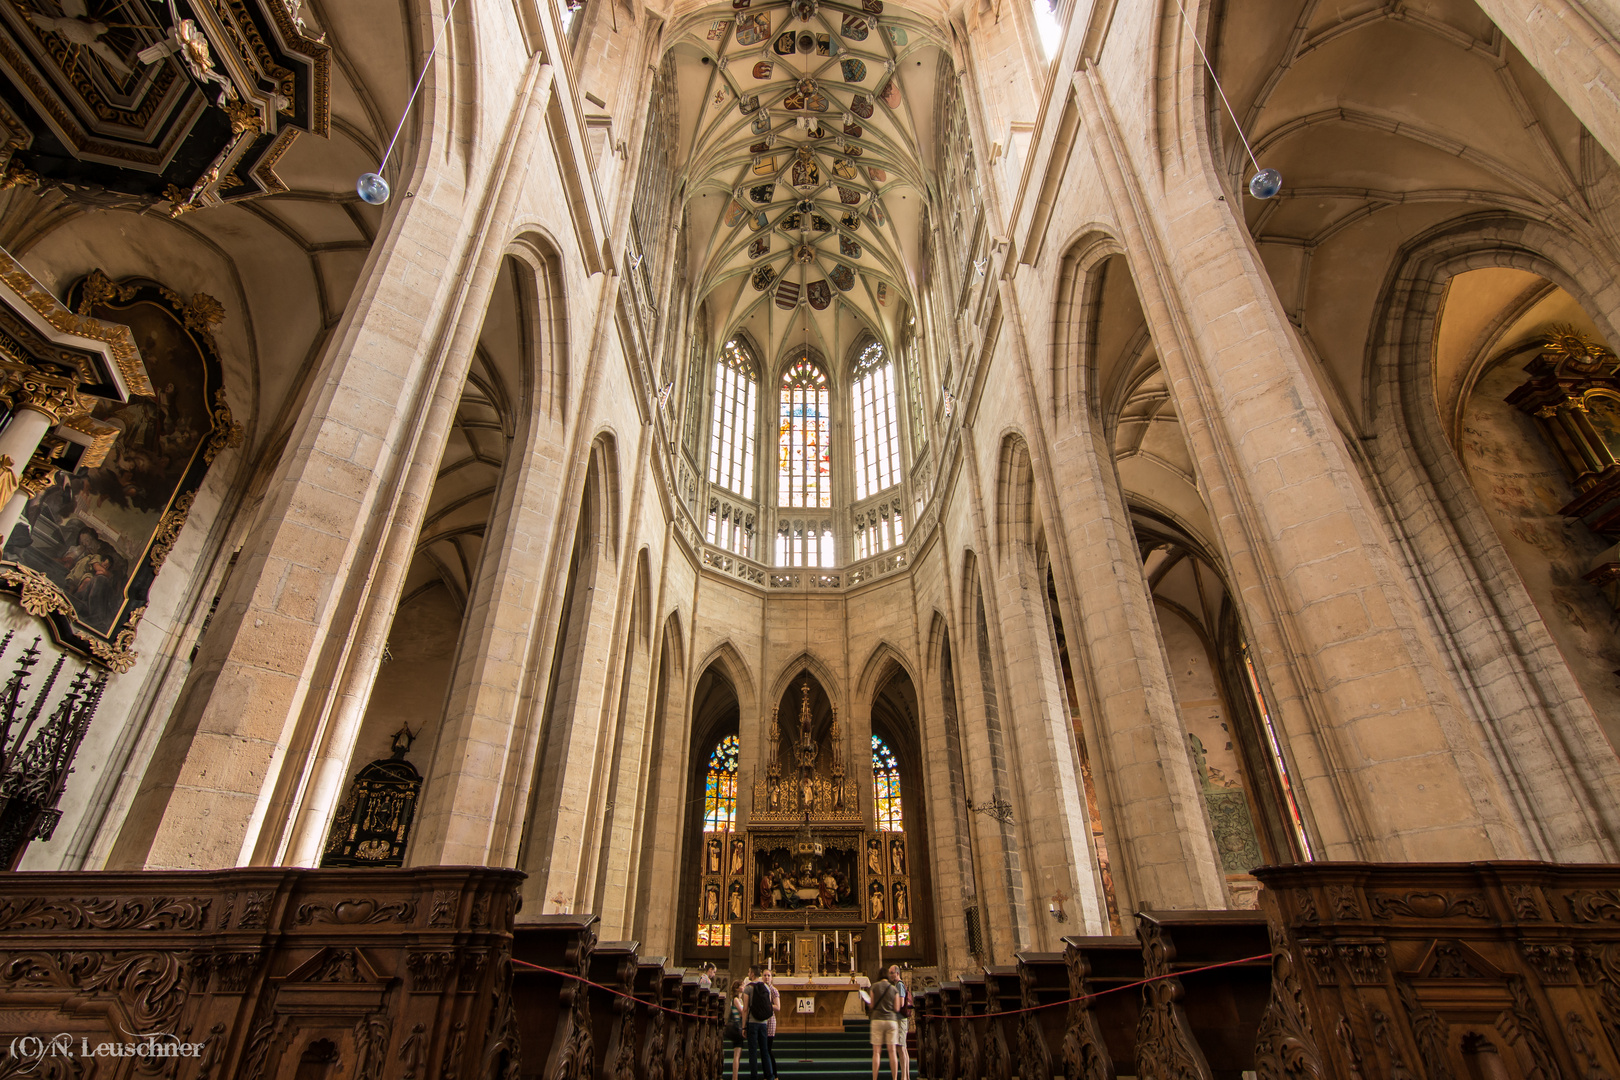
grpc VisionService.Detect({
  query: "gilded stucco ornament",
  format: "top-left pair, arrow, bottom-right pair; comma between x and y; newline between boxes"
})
0,565 -> 73,618
0,0 -> 329,213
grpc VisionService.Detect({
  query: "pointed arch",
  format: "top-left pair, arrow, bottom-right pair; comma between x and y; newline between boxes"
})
1051,229 -> 1126,420
856,640 -> 921,708
995,432 -> 1037,557
661,609 -> 686,677
505,229 -> 571,421
634,548 -> 653,647
692,640 -> 756,711
926,610 -> 950,673
586,431 -> 622,558
766,649 -> 844,717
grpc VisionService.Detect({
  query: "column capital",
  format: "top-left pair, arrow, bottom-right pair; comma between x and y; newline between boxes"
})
0,364 -> 95,424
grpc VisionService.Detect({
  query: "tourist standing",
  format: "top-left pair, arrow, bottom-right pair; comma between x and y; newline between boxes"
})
745,965 -> 778,1080
866,965 -> 902,1080
729,973 -> 751,1080
890,966 -> 911,1078
699,962 -> 716,989
762,966 -> 782,1077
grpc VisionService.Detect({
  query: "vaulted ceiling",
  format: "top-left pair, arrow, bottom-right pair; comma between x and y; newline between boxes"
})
667,0 -> 947,373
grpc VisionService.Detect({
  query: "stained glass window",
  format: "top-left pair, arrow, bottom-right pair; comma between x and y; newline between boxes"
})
852,341 -> 901,501
696,734 -> 739,947
872,735 -> 902,831
873,735 -> 908,945
779,356 -> 831,510
703,734 -> 739,830
709,340 -> 758,498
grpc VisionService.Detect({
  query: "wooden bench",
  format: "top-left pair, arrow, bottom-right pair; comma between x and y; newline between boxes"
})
1134,911 -> 1269,1080
633,957 -> 668,1080
1060,934 -> 1144,1076
958,972 -> 987,1080
981,965 -> 1021,1080
914,987 -> 941,1078
1012,952 -> 1066,1080
585,940 -> 639,1080
661,969 -> 688,1080
937,982 -> 962,1080
512,915 -> 602,1080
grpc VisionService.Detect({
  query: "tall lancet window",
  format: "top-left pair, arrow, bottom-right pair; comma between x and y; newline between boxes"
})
778,355 -> 831,509
697,734 -> 739,946
852,339 -> 901,500
709,338 -> 758,498
872,735 -> 910,947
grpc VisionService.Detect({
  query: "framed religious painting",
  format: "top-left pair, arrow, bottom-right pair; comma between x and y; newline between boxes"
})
0,272 -> 240,670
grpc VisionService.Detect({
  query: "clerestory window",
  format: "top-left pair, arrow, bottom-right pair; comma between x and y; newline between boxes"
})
852,340 -> 901,501
708,338 -> 758,498
778,355 -> 831,510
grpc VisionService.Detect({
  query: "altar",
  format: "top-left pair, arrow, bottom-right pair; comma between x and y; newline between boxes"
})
769,975 -> 870,1033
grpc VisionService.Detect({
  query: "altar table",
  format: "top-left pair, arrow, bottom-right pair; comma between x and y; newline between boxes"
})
767,976 -> 870,1032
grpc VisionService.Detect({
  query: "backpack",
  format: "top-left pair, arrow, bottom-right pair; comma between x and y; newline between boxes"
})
749,980 -> 774,1021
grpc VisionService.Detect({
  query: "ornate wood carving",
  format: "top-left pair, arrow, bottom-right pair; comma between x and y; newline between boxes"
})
1134,920 -> 1215,1080
981,966 -> 1018,1080
0,867 -> 519,1078
1256,861 -> 1620,1080
0,640 -> 109,868
1060,944 -> 1116,1080
1253,922 -> 1325,1079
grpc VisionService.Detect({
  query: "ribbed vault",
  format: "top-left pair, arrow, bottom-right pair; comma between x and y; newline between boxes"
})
667,0 -> 947,366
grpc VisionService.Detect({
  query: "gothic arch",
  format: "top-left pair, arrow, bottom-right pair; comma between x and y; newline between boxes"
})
925,610 -> 949,673
585,431 -> 622,560
661,609 -> 686,677
691,640 -> 756,713
855,641 -> 922,710
776,342 -> 834,389
995,432 -> 1037,557
766,650 -> 844,718
1364,213 -> 1620,861
1051,229 -> 1127,420
504,231 -> 570,422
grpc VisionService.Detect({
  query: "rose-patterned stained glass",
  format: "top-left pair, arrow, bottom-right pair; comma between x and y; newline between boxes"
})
708,340 -> 758,498
873,735 -> 902,831
852,340 -> 900,500
704,734 -> 740,830
778,357 -> 831,509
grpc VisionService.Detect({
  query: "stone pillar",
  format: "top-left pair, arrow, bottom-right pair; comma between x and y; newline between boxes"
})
1074,68 -> 1533,862
984,544 -> 1107,939
105,99 -> 492,870
1037,390 -> 1229,912
272,62 -> 556,870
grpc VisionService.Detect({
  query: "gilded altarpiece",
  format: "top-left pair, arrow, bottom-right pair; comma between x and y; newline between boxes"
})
0,271 -> 240,669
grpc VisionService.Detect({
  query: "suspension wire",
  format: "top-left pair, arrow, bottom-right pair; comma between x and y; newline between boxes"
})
1167,0 -> 1262,174
378,0 -> 465,172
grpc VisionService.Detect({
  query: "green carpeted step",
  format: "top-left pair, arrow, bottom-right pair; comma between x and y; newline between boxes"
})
743,1026 -> 915,1080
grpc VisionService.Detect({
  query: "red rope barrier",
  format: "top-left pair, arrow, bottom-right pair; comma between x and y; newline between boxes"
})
510,952 -> 1274,1023
929,952 -> 1273,1020
511,959 -> 719,1019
